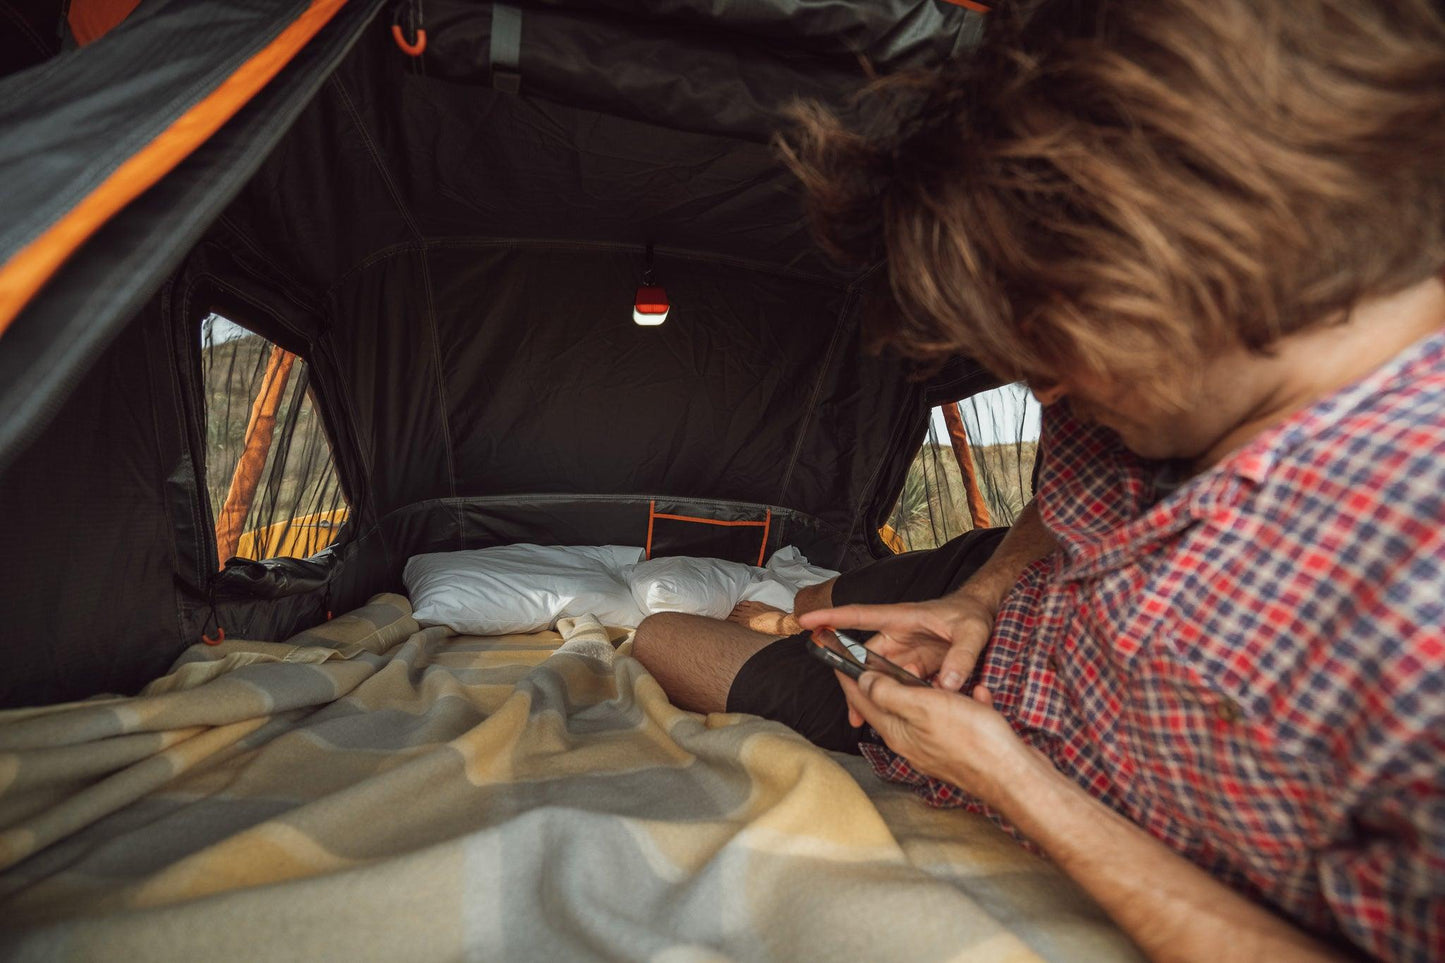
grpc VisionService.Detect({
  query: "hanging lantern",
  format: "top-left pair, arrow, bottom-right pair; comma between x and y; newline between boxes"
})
634,243 -> 669,326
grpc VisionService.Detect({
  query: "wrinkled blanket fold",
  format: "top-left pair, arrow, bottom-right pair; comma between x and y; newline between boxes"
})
0,595 -> 1136,962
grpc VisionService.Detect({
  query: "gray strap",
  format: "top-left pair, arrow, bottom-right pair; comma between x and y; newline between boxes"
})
490,3 -> 522,94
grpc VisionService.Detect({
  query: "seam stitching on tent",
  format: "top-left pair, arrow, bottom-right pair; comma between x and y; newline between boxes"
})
155,280 -> 203,606
417,248 -> 461,517
200,272 -> 313,347
179,276 -> 223,582
331,76 -> 425,240
332,75 -> 460,526
319,284 -> 388,566
775,271 -> 870,506
846,388 -> 919,557
835,265 -> 898,553
215,216 -> 322,313
322,238 -> 842,297
0,4 -> 49,57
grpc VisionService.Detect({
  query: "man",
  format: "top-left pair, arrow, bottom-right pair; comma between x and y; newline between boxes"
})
631,1 -> 1445,959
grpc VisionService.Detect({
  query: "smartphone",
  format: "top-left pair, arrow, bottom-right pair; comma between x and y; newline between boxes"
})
806,627 -> 929,687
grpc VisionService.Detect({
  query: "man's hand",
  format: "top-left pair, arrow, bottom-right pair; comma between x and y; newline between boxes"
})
837,670 -> 1037,804
798,590 -> 997,692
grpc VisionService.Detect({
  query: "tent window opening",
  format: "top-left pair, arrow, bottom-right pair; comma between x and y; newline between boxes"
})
201,313 -> 349,566
881,384 -> 1040,553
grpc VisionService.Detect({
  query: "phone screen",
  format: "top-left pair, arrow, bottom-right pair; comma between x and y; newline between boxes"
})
807,627 -> 929,687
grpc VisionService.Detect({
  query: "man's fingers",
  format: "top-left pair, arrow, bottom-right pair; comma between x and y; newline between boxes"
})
836,672 -> 876,731
857,671 -> 929,724
797,604 -> 874,632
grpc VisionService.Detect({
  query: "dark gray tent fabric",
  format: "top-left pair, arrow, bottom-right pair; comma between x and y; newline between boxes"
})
0,0 -> 387,472
418,0 -> 985,141
0,292 -> 192,707
0,0 -> 990,706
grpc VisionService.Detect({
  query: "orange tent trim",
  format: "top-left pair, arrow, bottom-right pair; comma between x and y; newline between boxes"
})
645,502 -> 772,563
0,0 -> 350,340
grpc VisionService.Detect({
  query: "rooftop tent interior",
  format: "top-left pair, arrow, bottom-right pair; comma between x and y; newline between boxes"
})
0,0 -> 997,709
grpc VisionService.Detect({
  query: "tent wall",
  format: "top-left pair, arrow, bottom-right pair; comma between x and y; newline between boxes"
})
210,18 -> 947,560
0,0 -> 386,472
0,292 -> 201,706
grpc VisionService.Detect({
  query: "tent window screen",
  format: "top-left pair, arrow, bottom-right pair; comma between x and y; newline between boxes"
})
201,313 -> 348,565
883,384 -> 1040,553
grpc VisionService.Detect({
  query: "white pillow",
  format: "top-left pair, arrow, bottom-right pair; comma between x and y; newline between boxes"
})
404,544 -> 646,635
736,578 -> 796,611
628,547 -> 841,619
629,555 -> 755,619
738,546 -> 840,610
761,545 -> 839,590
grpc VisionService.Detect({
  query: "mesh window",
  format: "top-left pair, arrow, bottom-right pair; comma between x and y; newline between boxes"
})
882,384 -> 1040,552
201,313 -> 348,565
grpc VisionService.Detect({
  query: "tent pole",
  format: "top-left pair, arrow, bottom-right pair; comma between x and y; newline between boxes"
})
941,402 -> 991,529
215,345 -> 296,564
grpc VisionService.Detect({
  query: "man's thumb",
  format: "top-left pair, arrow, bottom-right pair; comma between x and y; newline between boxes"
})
936,647 -> 977,692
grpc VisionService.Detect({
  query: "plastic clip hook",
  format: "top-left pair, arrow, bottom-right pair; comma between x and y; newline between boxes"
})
391,22 -> 426,56
392,0 -> 426,56
201,594 -> 226,645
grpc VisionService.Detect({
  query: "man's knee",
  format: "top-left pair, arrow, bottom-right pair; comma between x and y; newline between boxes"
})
793,578 -> 835,618
632,612 -> 701,667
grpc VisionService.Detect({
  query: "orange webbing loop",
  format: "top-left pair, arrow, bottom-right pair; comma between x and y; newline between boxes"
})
391,23 -> 426,55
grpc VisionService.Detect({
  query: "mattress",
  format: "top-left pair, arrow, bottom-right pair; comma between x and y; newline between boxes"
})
0,595 -> 1139,961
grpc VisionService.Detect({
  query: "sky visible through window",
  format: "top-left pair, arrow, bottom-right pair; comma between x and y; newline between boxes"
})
947,382 -> 1042,445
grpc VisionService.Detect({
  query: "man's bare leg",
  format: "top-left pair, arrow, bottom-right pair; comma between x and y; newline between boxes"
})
631,613 -> 783,713
632,578 -> 839,713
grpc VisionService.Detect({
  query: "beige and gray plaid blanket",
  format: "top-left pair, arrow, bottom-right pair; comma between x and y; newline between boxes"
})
0,594 -> 1138,961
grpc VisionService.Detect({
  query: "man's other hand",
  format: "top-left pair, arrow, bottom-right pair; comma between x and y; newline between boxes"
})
837,670 -> 1037,805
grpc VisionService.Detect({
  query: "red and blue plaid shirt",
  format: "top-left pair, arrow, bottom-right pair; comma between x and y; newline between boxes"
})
862,330 -> 1445,961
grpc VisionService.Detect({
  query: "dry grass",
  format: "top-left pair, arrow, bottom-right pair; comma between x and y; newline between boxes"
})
887,441 -> 1037,551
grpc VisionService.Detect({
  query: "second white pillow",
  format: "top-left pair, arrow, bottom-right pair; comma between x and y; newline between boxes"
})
629,555 -> 755,619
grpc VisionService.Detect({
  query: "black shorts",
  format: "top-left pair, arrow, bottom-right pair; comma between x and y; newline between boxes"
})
725,527 -> 1008,753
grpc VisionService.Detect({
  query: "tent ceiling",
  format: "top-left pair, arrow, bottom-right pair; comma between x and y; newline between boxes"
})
420,0 -> 984,141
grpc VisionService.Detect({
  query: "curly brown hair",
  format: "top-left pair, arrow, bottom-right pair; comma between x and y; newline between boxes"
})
779,0 -> 1445,404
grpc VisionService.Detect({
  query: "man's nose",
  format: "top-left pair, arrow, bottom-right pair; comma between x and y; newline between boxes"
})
1030,380 -> 1068,405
